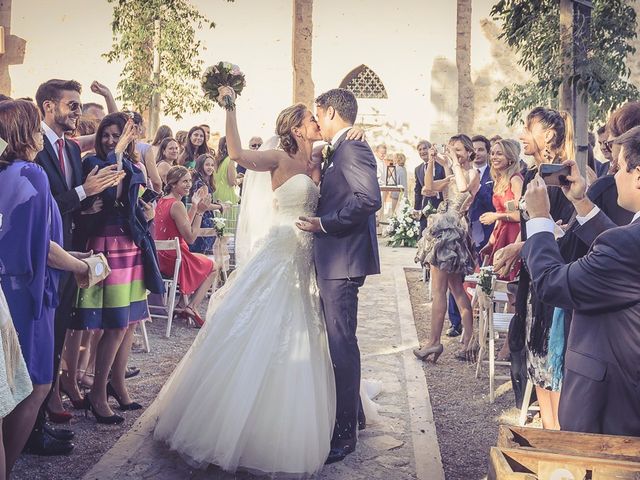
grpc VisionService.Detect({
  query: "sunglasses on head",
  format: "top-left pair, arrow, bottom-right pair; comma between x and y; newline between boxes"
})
250,143 -> 262,149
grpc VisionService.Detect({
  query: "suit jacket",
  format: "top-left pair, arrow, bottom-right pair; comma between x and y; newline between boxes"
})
36,136 -> 84,249
413,162 -> 445,211
523,212 -> 640,436
315,132 -> 382,280
468,165 -> 495,249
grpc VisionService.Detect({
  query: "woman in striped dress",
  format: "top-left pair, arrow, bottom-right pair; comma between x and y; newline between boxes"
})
74,113 -> 162,424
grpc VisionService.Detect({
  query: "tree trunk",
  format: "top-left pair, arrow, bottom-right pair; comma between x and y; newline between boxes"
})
292,0 -> 314,105
148,18 -> 161,139
456,0 -> 474,134
0,0 -> 26,96
559,0 -> 573,114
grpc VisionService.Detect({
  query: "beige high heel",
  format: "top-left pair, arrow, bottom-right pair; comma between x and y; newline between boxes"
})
413,343 -> 444,363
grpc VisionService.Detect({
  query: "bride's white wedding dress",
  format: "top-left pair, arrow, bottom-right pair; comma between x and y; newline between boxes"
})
154,174 -> 336,477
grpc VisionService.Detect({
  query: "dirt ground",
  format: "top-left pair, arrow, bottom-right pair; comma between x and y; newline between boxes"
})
405,268 -> 524,480
11,315 -> 200,480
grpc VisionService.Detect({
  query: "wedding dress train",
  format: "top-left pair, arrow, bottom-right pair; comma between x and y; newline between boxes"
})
154,174 -> 336,477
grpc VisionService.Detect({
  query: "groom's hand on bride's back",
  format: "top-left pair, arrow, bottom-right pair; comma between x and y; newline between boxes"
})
296,216 -> 323,233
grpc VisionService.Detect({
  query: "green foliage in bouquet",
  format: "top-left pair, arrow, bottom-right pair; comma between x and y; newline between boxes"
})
478,266 -> 497,296
202,62 -> 246,111
385,199 -> 421,248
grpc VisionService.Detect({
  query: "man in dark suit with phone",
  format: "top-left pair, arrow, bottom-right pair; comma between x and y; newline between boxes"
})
522,126 -> 640,436
414,140 -> 445,234
26,79 -> 122,455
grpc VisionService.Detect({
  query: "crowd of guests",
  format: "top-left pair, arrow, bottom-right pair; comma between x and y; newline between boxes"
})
0,78 -> 253,478
412,104 -> 640,438
0,76 -> 638,480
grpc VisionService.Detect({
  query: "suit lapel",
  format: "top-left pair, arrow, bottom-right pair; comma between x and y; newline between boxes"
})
481,165 -> 492,185
42,136 -> 67,187
330,130 -> 350,157
65,141 -> 82,188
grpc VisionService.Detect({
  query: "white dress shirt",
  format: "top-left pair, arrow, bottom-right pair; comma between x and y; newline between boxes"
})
526,206 -> 640,239
476,163 -> 488,180
42,121 -> 86,201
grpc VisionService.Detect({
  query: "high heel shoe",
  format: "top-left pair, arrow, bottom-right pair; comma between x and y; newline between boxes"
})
106,382 -> 142,411
84,394 -> 125,424
413,343 -> 444,363
45,406 -> 73,424
182,306 -> 204,328
60,385 -> 86,410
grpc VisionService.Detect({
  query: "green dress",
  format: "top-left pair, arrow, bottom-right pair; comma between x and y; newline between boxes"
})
213,157 -> 239,204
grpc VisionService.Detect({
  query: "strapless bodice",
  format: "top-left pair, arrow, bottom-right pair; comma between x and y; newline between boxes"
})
273,174 -> 320,222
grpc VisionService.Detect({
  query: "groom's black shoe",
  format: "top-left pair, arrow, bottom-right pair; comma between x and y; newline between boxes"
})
325,444 -> 355,465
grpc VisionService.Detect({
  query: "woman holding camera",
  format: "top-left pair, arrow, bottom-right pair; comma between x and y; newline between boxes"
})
413,134 -> 480,362
493,107 -> 576,429
73,113 -> 163,424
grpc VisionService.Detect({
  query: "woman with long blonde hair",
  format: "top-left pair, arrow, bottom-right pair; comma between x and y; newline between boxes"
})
479,138 -> 523,280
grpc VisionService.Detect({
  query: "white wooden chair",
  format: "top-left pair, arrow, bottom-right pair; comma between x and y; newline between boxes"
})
149,237 -> 182,338
474,277 -> 512,402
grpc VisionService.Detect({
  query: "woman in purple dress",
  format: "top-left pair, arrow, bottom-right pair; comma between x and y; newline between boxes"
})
0,99 -> 90,476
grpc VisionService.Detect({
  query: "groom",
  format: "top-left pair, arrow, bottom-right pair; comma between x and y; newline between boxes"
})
297,88 -> 382,464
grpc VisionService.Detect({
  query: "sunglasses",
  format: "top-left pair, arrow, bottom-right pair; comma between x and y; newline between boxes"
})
60,101 -> 83,112
250,143 -> 262,149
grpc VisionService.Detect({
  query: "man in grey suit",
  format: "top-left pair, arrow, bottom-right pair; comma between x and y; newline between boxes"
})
522,125 -> 640,437
297,88 -> 381,463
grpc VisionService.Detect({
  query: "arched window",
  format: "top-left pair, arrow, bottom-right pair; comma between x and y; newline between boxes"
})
339,65 -> 388,99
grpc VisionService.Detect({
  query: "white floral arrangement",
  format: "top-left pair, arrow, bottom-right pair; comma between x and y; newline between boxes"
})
478,265 -> 496,296
385,198 -> 421,247
213,217 -> 226,237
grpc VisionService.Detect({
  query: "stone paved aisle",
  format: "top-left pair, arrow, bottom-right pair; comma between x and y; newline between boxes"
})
82,244 -> 443,480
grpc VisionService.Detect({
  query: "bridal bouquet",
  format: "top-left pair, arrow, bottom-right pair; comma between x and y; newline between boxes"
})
386,198 -> 421,248
202,61 -> 246,111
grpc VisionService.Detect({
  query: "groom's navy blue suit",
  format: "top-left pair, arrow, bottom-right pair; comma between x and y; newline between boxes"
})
315,130 -> 381,447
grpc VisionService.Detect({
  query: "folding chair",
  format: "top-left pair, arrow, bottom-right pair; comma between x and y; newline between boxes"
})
475,277 -> 512,402
149,237 -> 182,338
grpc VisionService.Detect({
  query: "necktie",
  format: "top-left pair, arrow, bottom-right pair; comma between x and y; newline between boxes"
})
56,138 -> 66,177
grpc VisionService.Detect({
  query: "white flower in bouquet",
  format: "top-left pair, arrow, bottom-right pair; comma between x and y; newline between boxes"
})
213,217 -> 226,236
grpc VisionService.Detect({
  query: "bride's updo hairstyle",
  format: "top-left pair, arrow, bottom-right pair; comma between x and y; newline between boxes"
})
276,103 -> 307,155
164,165 -> 190,194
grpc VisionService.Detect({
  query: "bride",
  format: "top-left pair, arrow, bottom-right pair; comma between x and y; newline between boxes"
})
154,87 -> 364,477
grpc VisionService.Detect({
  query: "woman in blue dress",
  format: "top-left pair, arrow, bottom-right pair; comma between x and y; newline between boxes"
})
0,99 -> 91,476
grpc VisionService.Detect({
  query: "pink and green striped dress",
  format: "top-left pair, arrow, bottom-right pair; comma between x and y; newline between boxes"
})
74,155 -> 150,330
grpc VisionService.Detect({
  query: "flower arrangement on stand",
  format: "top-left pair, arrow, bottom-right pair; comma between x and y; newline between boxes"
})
385,198 -> 421,247
478,265 -> 497,296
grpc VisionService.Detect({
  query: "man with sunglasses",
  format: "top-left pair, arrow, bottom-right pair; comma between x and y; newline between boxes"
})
25,79 -> 123,456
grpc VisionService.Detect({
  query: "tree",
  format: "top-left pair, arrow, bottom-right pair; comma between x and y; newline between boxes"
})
490,0 -> 638,126
104,0 -> 232,124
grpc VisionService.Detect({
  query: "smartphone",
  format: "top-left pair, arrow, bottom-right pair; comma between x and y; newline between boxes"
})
505,200 -> 517,212
436,144 -> 446,155
139,187 -> 161,204
539,163 -> 571,187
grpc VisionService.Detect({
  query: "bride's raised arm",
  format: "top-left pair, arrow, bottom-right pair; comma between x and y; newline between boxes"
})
221,86 -> 280,173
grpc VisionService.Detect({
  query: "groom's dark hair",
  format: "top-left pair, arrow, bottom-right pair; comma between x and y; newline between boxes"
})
315,89 -> 358,125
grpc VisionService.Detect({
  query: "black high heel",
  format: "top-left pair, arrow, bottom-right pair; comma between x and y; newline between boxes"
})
107,382 -> 142,411
84,393 -> 125,424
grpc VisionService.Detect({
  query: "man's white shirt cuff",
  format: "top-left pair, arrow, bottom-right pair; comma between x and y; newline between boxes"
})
526,217 -> 556,238
575,206 -> 600,225
75,185 -> 86,201
319,218 -> 327,234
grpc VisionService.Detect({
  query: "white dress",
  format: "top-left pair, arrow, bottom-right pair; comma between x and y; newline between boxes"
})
154,174 -> 336,477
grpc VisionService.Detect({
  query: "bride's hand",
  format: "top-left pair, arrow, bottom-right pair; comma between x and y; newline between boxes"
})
346,127 -> 366,142
217,86 -> 236,107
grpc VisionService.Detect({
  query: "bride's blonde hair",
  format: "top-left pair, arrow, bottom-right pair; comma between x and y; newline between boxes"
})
276,103 -> 308,155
